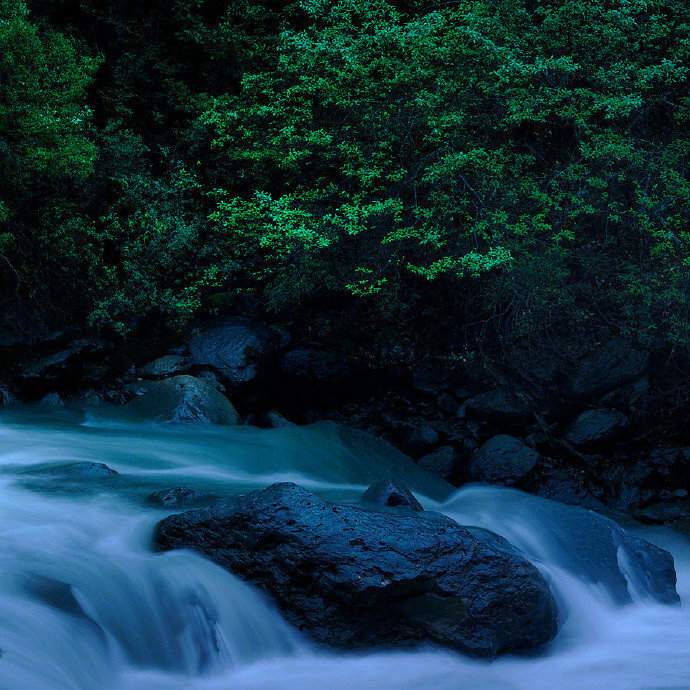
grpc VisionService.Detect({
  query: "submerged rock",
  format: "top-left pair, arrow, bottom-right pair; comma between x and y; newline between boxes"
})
155,482 -> 558,658
123,375 -> 239,425
22,462 -> 119,479
148,487 -> 214,508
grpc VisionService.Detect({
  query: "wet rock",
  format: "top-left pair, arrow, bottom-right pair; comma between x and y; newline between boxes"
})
527,466 -> 605,510
138,355 -> 190,379
563,408 -> 630,446
361,479 -> 424,511
320,423 -> 454,502
602,448 -> 689,510
81,361 -> 111,384
189,317 -> 288,386
525,432 -> 549,450
263,410 -> 295,428
39,392 -> 64,407
468,435 -> 540,486
0,384 -> 14,405
417,446 -> 459,480
148,487 -> 214,508
70,389 -> 104,407
572,339 -> 649,398
453,487 -> 679,605
402,425 -> 439,458
436,392 -> 460,416
123,375 -> 240,425
18,338 -> 110,381
155,482 -> 558,657
464,387 -> 532,423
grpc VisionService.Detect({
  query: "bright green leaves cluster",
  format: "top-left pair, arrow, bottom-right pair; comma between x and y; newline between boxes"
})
202,0 -> 690,345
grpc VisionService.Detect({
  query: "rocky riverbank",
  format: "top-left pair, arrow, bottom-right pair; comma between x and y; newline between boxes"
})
1,313 -> 688,535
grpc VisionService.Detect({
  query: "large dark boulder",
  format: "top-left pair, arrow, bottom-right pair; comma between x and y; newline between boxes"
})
189,318 -> 288,386
123,375 -> 240,425
155,482 -> 558,658
563,408 -> 630,446
572,339 -> 649,398
467,435 -> 540,486
464,387 -> 532,423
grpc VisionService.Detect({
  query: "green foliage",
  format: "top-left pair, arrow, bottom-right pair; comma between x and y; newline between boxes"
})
3,0 -> 689,355
0,0 -> 98,303
202,0 -> 690,347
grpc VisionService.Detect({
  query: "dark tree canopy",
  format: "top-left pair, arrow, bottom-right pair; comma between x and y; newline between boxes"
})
1,0 -> 688,359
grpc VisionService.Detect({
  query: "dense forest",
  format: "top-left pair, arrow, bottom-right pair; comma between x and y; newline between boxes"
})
1,0 -> 688,365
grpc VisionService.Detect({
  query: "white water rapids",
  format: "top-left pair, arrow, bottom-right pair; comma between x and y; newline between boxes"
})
0,407 -> 688,690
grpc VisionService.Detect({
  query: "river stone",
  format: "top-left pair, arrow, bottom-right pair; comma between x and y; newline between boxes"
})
402,425 -> 439,457
154,482 -> 558,657
189,317 -> 288,386
468,435 -> 540,486
123,375 -> 239,425
417,446 -> 459,480
18,338 -> 110,381
573,339 -> 649,398
563,408 -> 630,446
464,387 -> 532,423
138,355 -> 190,379
263,410 -> 295,428
360,479 -> 424,511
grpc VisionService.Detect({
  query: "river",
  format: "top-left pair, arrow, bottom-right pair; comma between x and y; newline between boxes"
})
0,407 -> 688,690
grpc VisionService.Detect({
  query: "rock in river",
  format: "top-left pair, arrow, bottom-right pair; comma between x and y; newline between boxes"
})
123,375 -> 239,425
467,435 -> 540,486
154,482 -> 559,658
563,408 -> 630,446
189,317 -> 288,387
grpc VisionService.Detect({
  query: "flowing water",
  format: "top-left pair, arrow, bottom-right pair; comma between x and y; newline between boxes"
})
0,406 -> 688,690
